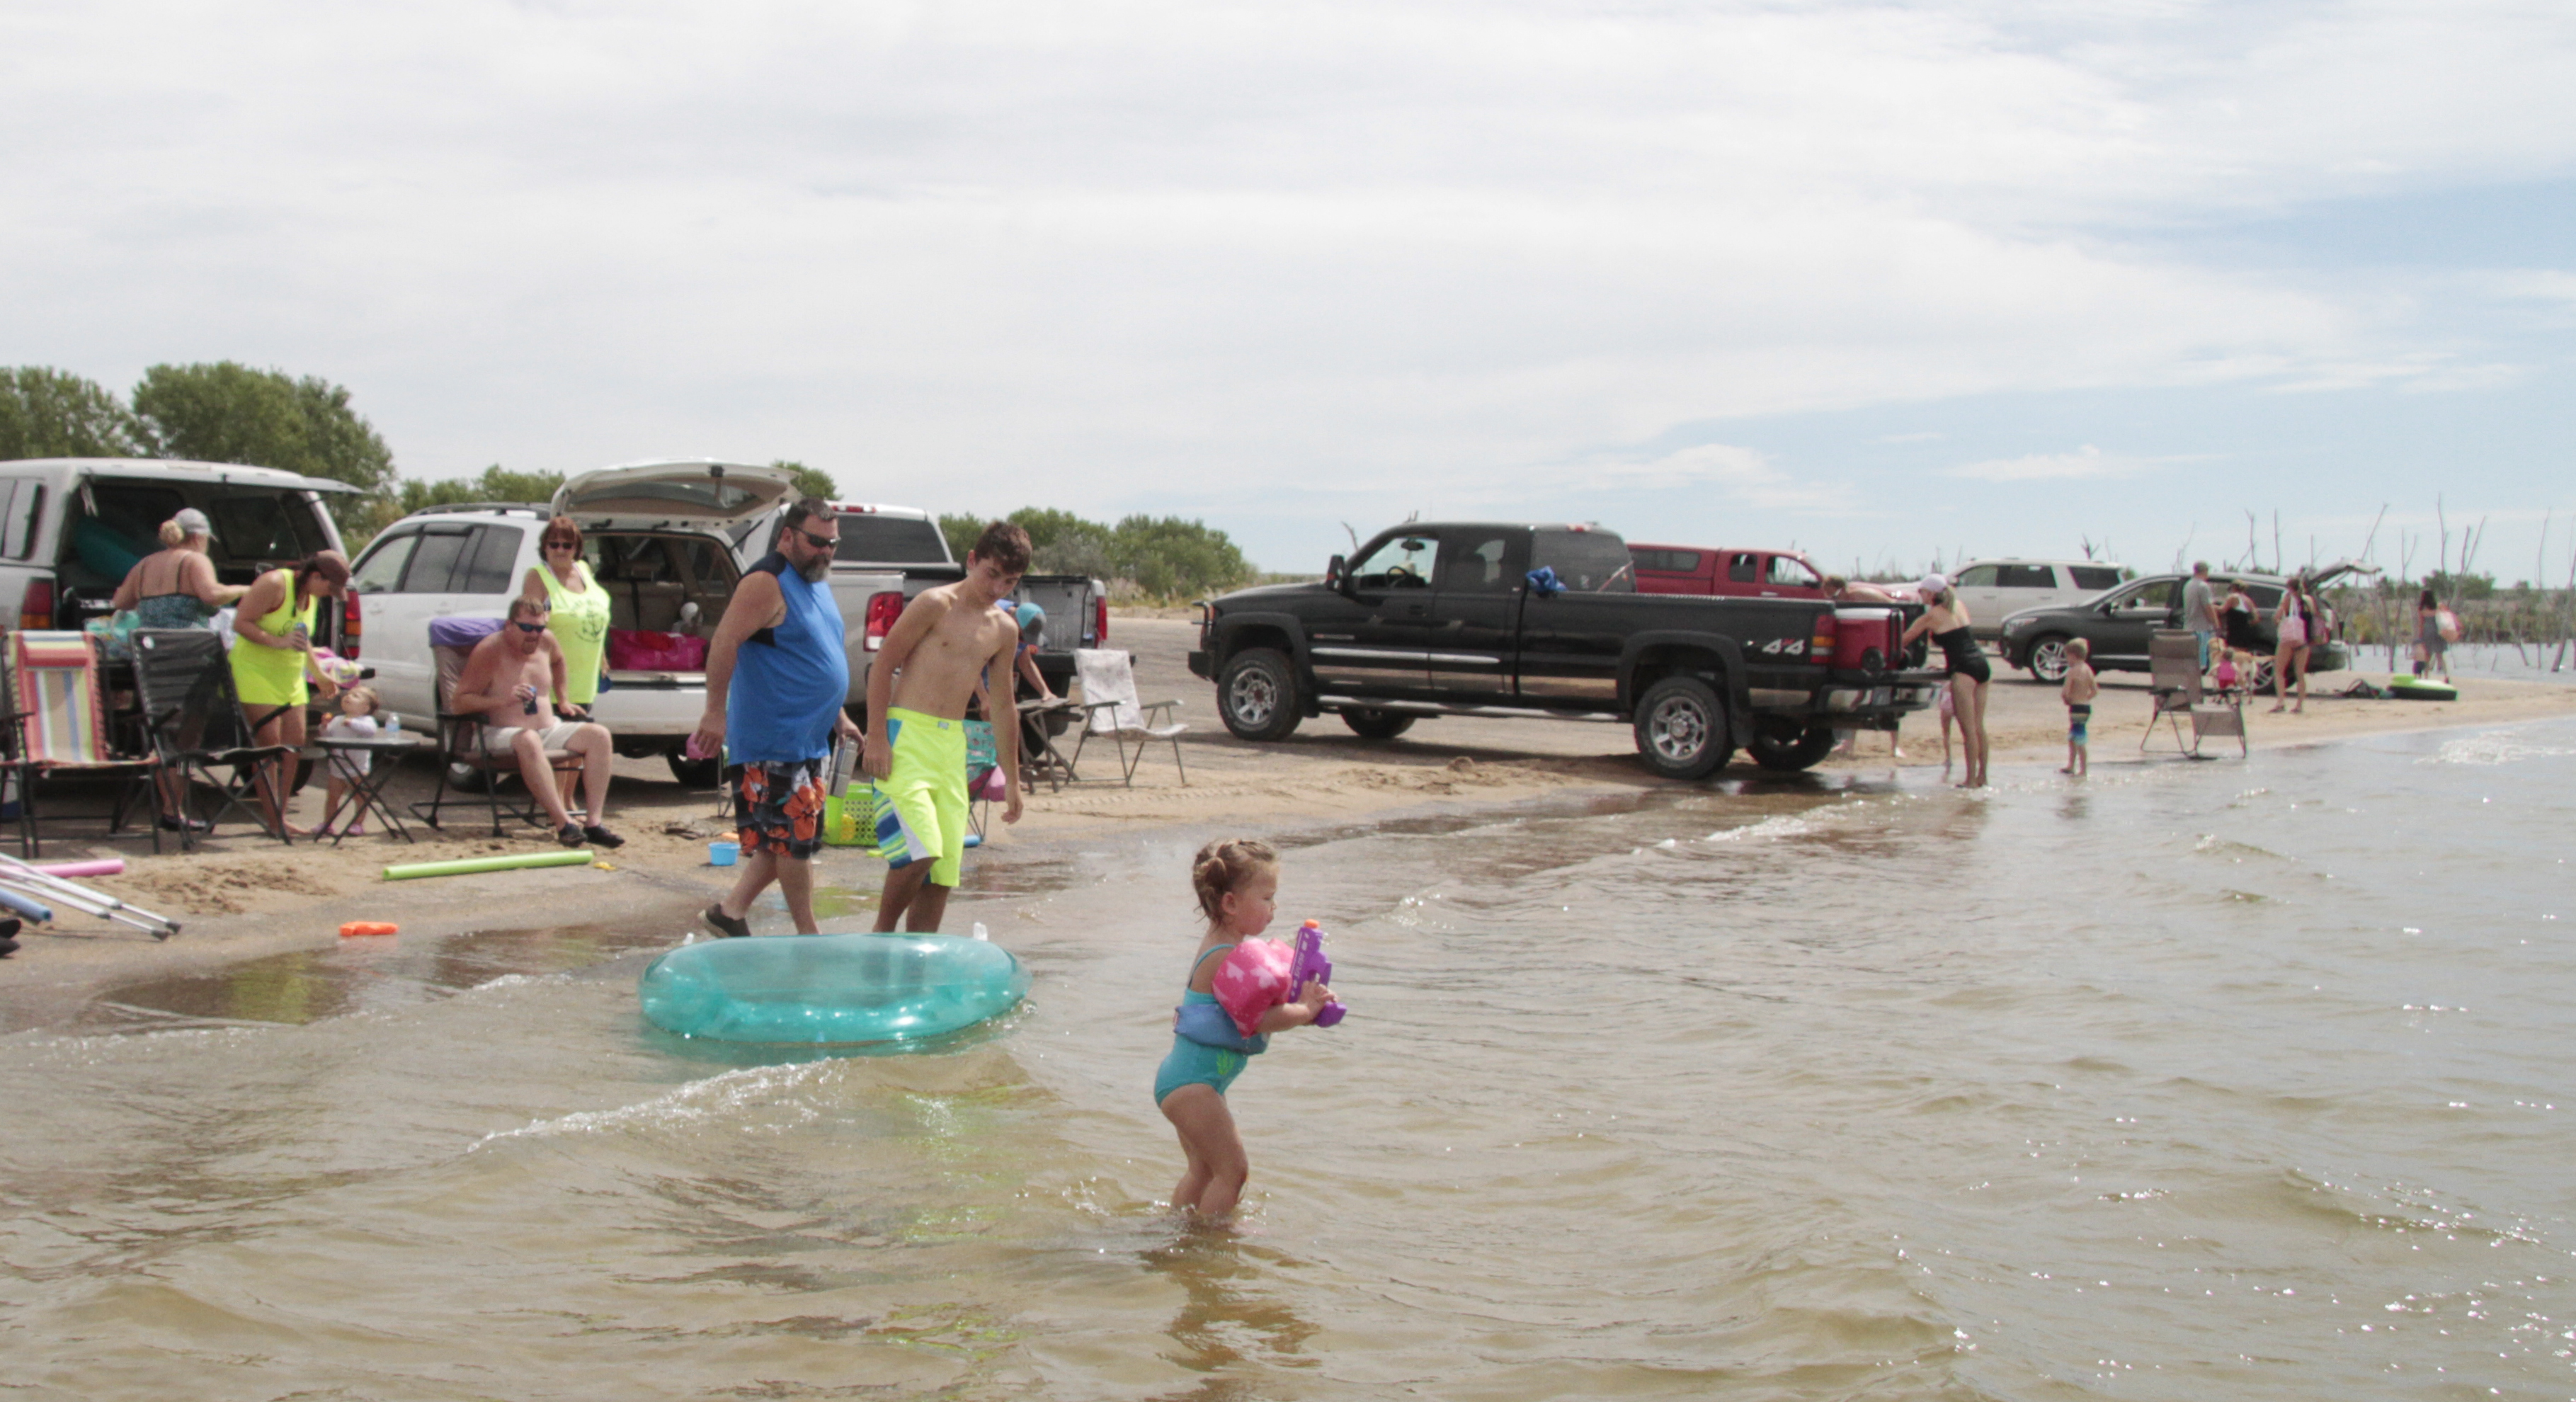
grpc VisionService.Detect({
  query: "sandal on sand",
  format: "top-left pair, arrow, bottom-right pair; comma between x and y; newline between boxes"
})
582,825 -> 625,849
556,823 -> 586,848
702,904 -> 751,939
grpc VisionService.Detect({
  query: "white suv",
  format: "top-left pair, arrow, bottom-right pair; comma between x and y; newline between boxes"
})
345,460 -> 799,785
1947,559 -> 2131,639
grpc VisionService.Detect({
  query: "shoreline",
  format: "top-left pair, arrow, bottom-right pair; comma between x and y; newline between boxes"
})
8,615 -> 2573,1032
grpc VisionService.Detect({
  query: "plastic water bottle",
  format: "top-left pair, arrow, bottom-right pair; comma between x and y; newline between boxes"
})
384,713 -> 401,736
971,922 -> 990,942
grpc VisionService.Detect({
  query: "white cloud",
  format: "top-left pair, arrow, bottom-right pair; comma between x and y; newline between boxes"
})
1947,445 -> 2146,482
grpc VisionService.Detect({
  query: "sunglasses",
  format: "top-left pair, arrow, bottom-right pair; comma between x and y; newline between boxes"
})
545,538 -> 578,550
792,527 -> 839,550
511,620 -> 547,634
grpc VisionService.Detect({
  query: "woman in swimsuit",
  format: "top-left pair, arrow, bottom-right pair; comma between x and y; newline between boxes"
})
109,509 -> 249,830
2267,576 -> 2313,714
1902,573 -> 1990,787
1155,838 -> 1333,1224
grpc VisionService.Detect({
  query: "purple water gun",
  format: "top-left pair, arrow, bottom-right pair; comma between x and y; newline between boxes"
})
1291,920 -> 1347,1027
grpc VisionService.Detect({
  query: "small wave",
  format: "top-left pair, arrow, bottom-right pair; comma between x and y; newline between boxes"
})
1704,814 -> 1815,844
2418,731 -> 2576,767
470,1062 -> 834,1150
2192,834 -> 2283,863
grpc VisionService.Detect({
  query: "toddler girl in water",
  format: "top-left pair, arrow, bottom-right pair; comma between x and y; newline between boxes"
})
1155,838 -> 1334,1222
318,685 -> 382,836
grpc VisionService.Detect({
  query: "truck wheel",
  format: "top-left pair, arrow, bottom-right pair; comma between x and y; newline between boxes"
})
1748,720 -> 1837,772
1633,676 -> 1732,780
666,751 -> 722,788
1341,707 -> 1416,740
1218,648 -> 1303,741
2024,634 -> 2073,683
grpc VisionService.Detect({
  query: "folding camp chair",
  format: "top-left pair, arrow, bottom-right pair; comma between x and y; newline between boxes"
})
1070,648 -> 1187,786
411,617 -> 583,836
130,628 -> 298,850
2142,629 -> 2246,760
3,632 -> 161,857
964,718 -> 1013,838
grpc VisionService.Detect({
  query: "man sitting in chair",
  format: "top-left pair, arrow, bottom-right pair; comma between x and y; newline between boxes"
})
452,595 -> 626,848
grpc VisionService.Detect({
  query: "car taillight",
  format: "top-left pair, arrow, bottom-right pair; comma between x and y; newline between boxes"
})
18,577 -> 53,631
863,591 -> 904,651
1809,611 -> 1835,661
1095,595 -> 1109,646
341,588 -> 363,660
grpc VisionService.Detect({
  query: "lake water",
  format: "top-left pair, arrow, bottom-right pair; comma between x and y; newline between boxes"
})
5,721 -> 2572,1399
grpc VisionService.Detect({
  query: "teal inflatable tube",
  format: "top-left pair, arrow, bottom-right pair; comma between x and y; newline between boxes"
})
639,933 -> 1030,1044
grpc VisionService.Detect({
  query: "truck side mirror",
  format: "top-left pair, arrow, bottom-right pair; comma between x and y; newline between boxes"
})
1327,554 -> 1350,595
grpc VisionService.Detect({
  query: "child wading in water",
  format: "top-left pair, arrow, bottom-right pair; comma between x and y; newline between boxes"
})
2059,639 -> 2098,775
1156,838 -> 1334,1223
319,685 -> 384,836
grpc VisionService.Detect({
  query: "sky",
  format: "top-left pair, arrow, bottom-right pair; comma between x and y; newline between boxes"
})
4,0 -> 2572,581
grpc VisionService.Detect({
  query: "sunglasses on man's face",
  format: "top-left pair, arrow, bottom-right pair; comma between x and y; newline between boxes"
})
512,620 -> 547,634
790,527 -> 839,551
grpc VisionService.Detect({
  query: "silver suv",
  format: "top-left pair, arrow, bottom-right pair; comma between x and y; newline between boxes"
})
1947,559 -> 2131,639
345,460 -> 799,785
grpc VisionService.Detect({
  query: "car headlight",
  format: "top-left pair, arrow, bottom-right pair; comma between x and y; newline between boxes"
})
2003,616 -> 2031,634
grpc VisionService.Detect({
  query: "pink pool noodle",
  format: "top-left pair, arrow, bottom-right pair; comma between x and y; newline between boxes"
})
32,858 -> 125,878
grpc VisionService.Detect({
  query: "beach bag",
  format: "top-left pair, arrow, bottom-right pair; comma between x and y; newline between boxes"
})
2436,608 -> 2461,642
84,609 -> 141,661
2276,610 -> 2306,647
606,628 -> 707,671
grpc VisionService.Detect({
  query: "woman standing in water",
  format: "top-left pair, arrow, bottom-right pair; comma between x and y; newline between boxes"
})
1903,573 -> 1989,787
109,508 -> 249,831
230,552 -> 348,836
2267,576 -> 2314,714
2413,587 -> 2454,683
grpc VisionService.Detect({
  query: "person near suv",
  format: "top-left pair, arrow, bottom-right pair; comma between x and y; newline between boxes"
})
232,551 -> 351,837
452,595 -> 625,848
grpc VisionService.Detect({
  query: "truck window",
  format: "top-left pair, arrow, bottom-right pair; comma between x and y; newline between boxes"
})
1953,565 -> 2000,588
1350,535 -> 1434,589
0,481 -> 36,560
401,528 -> 475,593
1630,548 -> 1699,574
1435,532 -> 1522,593
210,494 -> 329,561
456,524 -> 525,595
1727,552 -> 1759,584
349,531 -> 417,593
72,482 -> 186,581
833,516 -> 951,565
2068,566 -> 2124,591
1532,530 -> 1636,593
2116,580 -> 2179,612
1766,555 -> 1820,589
1997,564 -> 2056,589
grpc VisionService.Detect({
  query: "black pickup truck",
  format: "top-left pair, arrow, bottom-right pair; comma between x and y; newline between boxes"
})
1187,522 -> 1942,778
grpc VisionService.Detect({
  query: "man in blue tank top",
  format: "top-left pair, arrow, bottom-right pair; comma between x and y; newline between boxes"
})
691,497 -> 857,936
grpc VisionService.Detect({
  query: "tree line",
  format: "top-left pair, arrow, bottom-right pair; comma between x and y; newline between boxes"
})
4,363 -> 1255,600
938,508 -> 1255,603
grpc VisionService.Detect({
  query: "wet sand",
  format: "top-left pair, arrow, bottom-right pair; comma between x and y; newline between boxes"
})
6,615 -> 2570,1027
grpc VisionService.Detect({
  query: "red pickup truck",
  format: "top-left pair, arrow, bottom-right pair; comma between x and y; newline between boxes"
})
1628,543 -> 1830,600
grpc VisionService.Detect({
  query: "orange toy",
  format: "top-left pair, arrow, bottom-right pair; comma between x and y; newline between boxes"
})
338,921 -> 399,937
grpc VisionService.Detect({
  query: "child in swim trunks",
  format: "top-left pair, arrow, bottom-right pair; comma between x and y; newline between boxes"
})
1156,838 -> 1335,1224
2060,638 -> 2098,776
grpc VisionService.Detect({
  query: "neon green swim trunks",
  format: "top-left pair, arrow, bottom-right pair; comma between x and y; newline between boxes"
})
869,708 -> 969,887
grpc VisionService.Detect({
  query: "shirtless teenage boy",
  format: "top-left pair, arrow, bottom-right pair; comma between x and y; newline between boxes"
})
863,520 -> 1030,933
452,595 -> 624,847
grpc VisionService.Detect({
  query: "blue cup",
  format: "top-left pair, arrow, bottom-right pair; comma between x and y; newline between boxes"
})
708,840 -> 740,867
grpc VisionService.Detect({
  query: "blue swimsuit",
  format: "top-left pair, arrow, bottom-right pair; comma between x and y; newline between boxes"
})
1153,944 -> 1269,1105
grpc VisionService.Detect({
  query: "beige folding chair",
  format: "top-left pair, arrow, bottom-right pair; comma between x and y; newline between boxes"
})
2143,629 -> 2245,759
1070,648 -> 1187,786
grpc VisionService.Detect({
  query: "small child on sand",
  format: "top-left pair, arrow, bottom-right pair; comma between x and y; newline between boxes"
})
1155,838 -> 1334,1224
319,685 -> 382,836
2060,639 -> 2098,775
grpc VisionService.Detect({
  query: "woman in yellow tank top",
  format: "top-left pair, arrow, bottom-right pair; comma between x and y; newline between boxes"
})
231,552 -> 350,836
519,515 -> 610,709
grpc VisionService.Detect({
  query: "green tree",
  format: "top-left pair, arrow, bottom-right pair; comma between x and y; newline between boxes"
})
1109,514 -> 1252,598
939,512 -> 989,562
130,362 -> 397,532
770,460 -> 838,501
0,366 -> 142,458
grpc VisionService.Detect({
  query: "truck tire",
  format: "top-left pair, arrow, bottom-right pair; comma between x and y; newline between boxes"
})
1748,720 -> 1837,772
1341,707 -> 1416,740
1218,648 -> 1303,741
2024,634 -> 2073,683
666,751 -> 722,788
1633,675 -> 1733,780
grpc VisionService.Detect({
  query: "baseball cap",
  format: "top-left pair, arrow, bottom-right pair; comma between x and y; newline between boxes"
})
1919,572 -> 1949,597
173,507 -> 214,539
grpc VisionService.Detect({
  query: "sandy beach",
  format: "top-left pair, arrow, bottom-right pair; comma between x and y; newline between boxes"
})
6,614 -> 2570,1027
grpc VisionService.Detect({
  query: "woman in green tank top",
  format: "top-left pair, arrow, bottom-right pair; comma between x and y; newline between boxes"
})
230,552 -> 349,836
521,515 -> 610,708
